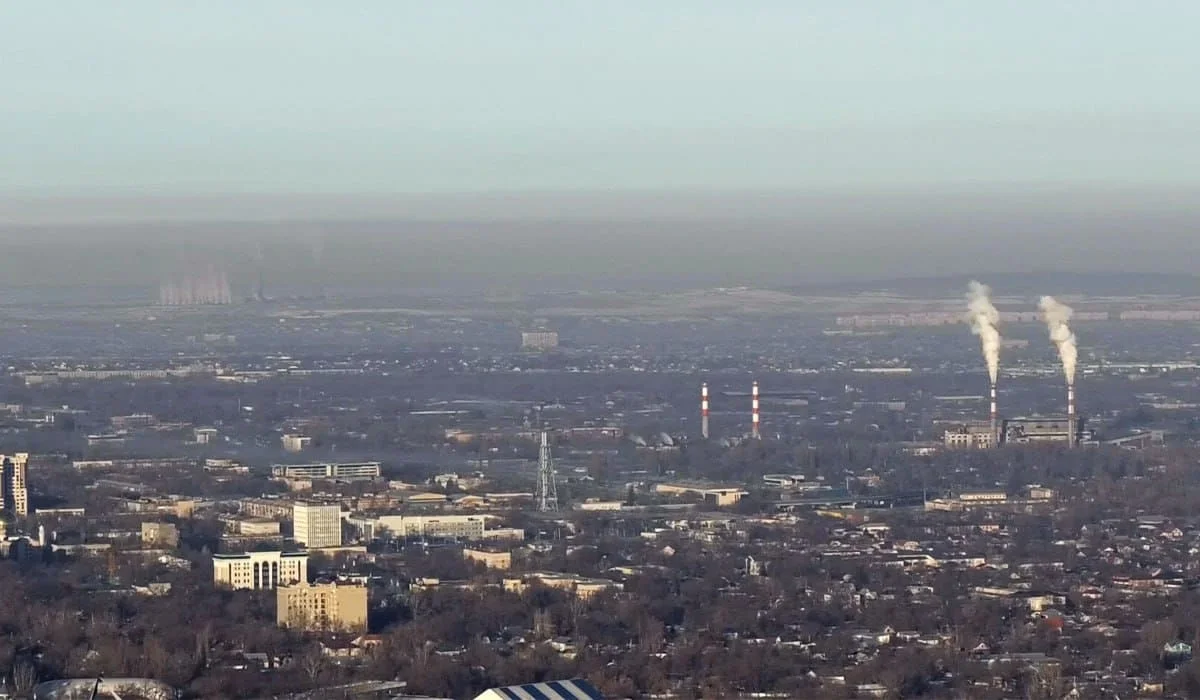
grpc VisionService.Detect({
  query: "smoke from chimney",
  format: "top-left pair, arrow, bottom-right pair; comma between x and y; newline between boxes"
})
1038,296 -> 1078,385
966,281 -> 1002,385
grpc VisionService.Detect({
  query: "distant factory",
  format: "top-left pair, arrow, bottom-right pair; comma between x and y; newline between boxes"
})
947,283 -> 1090,449
521,331 -> 559,350
944,416 -> 1094,449
158,265 -> 233,306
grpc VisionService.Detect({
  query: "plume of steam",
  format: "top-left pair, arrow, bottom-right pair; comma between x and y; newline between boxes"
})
1039,295 -> 1077,385
966,281 -> 1001,384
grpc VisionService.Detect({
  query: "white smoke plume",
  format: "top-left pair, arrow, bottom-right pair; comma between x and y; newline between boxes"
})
1039,295 -> 1077,385
966,281 -> 1002,384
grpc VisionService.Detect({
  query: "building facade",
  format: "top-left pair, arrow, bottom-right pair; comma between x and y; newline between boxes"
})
463,548 -> 512,570
520,331 -> 559,350
293,502 -> 342,549
281,434 -> 312,453
1,453 -> 29,516
276,582 -> 367,632
272,462 -> 381,480
375,514 -> 485,541
213,551 -> 308,590
140,521 -> 180,548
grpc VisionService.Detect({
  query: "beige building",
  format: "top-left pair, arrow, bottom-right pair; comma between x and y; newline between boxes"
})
276,582 -> 368,632
654,482 -> 747,507
281,434 -> 312,453
463,548 -> 512,570
942,423 -> 997,449
238,518 -> 281,536
376,514 -> 485,541
293,502 -> 342,549
505,572 -> 623,600
140,521 -> 179,548
0,453 -> 29,516
213,550 -> 308,590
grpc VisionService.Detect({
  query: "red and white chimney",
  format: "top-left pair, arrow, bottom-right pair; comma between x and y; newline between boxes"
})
990,382 -> 998,446
751,380 -> 760,440
1067,383 -> 1076,448
701,382 -> 710,439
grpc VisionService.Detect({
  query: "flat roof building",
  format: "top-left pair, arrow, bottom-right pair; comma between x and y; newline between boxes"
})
375,514 -> 486,541
1,453 -> 29,517
272,462 -> 381,481
277,582 -> 367,633
213,550 -> 308,590
293,502 -> 342,549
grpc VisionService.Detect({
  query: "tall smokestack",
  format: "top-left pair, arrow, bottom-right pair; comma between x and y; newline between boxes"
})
701,383 -> 710,439
1067,383 -> 1077,448
1039,295 -> 1079,447
751,380 -> 760,440
990,382 -> 999,446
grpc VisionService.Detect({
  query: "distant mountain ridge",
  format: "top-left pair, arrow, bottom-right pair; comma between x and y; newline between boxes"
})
783,272 -> 1200,299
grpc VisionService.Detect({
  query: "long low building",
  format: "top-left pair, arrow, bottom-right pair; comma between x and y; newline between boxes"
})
375,514 -> 486,541
655,482 -> 747,506
272,462 -> 381,480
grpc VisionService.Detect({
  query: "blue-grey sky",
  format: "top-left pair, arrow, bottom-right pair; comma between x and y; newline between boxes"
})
2,1 -> 1198,195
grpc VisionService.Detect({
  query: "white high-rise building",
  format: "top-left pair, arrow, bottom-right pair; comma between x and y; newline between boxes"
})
293,502 -> 342,549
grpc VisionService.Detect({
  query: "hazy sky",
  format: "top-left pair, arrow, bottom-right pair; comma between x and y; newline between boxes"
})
4,1 -> 1199,196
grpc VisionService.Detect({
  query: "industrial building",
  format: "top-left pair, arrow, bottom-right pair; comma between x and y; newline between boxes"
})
1003,417 -> 1094,445
944,417 -> 1091,448
293,502 -> 342,549
942,422 -> 999,449
276,581 -> 367,632
213,550 -> 308,590
520,331 -> 559,350
1,453 -> 29,516
654,482 -> 748,506
271,462 -> 381,480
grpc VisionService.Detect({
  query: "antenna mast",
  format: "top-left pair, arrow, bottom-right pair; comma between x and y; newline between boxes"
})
536,430 -> 560,512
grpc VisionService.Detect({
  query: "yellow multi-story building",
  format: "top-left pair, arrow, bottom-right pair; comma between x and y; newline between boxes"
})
463,548 -> 512,570
0,453 -> 29,516
276,582 -> 367,632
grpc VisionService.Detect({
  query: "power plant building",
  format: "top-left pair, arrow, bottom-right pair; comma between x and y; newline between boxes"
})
1003,417 -> 1092,445
944,417 -> 1090,448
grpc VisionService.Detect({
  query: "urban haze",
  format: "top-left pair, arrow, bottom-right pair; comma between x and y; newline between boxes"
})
1,3 -> 1200,700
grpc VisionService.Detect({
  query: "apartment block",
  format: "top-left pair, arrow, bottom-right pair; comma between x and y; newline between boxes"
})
276,582 -> 368,633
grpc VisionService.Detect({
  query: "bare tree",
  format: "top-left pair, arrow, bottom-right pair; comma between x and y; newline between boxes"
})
12,659 -> 38,698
